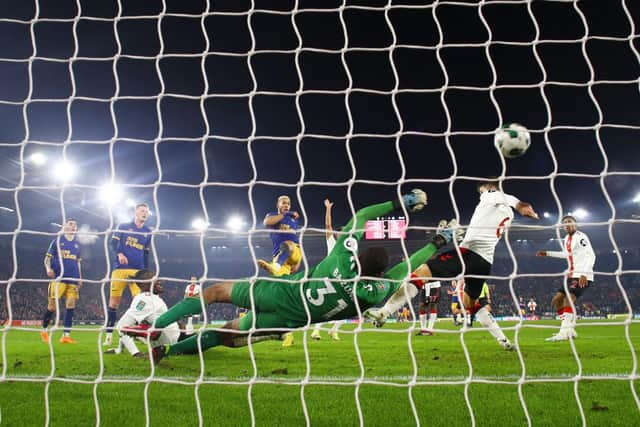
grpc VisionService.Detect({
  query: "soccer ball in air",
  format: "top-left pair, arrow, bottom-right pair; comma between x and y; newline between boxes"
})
494,123 -> 531,158
184,283 -> 201,298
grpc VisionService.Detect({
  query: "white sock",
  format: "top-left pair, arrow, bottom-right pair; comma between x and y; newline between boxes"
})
119,333 -> 140,355
314,323 -> 322,332
329,320 -> 345,333
560,310 -> 575,333
381,283 -> 419,317
186,316 -> 194,334
476,307 -> 507,341
427,311 -> 437,330
419,313 -> 427,330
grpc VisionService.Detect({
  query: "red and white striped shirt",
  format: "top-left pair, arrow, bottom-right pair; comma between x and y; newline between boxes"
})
546,230 -> 596,281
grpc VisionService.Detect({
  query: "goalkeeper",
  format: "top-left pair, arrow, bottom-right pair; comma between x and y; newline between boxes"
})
129,190 -> 455,363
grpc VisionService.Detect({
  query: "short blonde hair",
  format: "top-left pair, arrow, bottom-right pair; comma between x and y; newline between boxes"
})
277,195 -> 290,203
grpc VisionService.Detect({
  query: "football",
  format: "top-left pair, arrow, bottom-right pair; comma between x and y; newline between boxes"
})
494,123 -> 531,158
184,283 -> 201,298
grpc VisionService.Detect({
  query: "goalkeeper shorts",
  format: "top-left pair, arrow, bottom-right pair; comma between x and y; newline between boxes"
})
231,279 -> 308,329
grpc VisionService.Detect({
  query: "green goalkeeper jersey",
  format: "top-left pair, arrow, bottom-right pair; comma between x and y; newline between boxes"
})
282,201 -> 439,323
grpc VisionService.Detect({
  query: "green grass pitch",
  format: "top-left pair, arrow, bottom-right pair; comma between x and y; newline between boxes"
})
1,320 -> 639,426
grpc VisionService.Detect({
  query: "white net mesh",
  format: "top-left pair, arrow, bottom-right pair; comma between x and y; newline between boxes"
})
1,0 -> 639,425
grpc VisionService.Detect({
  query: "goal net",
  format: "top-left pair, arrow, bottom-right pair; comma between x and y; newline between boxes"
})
1,0 -> 639,425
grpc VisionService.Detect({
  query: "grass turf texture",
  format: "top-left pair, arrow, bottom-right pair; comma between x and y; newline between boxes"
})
1,320 -> 639,426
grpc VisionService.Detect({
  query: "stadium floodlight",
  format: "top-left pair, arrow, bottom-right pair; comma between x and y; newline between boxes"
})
572,208 -> 589,219
29,152 -> 47,166
99,183 -> 124,206
51,160 -> 75,183
115,210 -> 131,224
543,211 -> 551,218
226,215 -> 245,231
633,193 -> 640,203
191,218 -> 209,231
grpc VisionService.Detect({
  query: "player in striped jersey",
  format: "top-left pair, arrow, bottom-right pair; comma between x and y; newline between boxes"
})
311,199 -> 346,341
366,180 -> 538,350
536,215 -> 596,341
416,281 -> 442,336
40,219 -> 83,344
104,203 -> 152,346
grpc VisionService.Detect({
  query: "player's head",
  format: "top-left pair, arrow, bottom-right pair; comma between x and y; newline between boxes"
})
63,218 -> 78,234
135,203 -> 149,223
358,247 -> 389,277
477,179 -> 499,194
133,269 -> 162,294
277,195 -> 291,214
561,215 -> 577,235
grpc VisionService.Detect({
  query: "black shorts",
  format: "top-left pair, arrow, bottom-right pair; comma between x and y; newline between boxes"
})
477,297 -> 489,308
426,248 -> 491,300
556,277 -> 593,299
419,285 -> 440,304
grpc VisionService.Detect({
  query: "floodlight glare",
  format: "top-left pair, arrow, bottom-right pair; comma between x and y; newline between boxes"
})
51,160 -> 75,183
99,183 -> 124,206
633,193 -> 640,203
29,152 -> 47,166
226,216 -> 245,231
543,212 -> 550,218
191,218 -> 208,231
125,198 -> 137,208
572,208 -> 588,219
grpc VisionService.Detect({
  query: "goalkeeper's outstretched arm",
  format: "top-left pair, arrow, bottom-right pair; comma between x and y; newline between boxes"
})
364,221 -> 456,326
338,189 -> 427,242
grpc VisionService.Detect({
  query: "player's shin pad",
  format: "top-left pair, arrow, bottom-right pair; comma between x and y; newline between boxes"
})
155,297 -> 203,329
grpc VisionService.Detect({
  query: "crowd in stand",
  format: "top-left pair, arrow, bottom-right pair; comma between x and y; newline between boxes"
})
1,246 -> 639,324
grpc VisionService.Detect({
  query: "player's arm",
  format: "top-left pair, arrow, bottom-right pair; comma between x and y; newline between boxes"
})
44,240 -> 56,278
482,191 -> 538,219
537,235 -> 567,259
338,190 -> 426,245
363,222 -> 456,318
110,224 -> 128,265
77,258 -> 83,288
263,212 -> 285,226
324,198 -> 336,241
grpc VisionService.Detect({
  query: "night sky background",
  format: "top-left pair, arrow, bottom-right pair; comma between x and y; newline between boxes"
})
0,0 -> 639,282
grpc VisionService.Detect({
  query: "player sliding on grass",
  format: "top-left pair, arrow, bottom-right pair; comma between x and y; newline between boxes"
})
105,270 -> 183,358
365,180 -> 539,350
127,190 -> 457,364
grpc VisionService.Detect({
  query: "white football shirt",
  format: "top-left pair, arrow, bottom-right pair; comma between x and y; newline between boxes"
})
461,190 -> 520,264
124,292 -> 180,344
546,230 -> 596,281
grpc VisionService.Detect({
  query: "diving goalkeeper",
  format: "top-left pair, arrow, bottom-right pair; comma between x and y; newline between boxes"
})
128,190 -> 455,363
